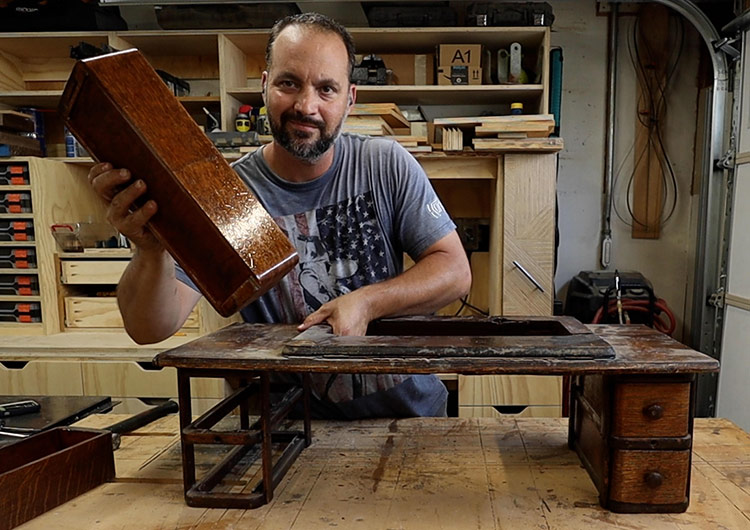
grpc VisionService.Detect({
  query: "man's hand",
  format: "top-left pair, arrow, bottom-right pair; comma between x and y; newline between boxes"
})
298,289 -> 375,336
88,162 -> 162,253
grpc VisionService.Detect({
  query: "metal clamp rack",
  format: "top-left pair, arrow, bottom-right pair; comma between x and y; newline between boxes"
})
176,370 -> 311,509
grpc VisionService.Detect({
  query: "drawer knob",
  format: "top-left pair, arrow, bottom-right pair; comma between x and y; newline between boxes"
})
643,404 -> 664,419
644,471 -> 664,488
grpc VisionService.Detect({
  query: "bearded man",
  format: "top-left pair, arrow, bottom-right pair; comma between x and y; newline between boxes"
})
88,13 -> 471,419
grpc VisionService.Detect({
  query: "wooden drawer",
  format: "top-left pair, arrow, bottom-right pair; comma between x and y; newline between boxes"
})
458,375 -> 562,407
610,449 -> 690,505
458,404 -> 562,419
612,382 -> 690,438
64,297 -> 198,329
0,361 -> 83,395
81,361 -> 224,399
60,260 -> 129,284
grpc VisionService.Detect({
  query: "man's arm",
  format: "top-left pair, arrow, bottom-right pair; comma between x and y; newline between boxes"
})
298,230 -> 471,336
88,162 -> 201,344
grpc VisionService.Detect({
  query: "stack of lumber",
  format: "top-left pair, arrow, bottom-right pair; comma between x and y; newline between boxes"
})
0,110 -> 42,156
344,103 -> 431,153
441,128 -> 464,152
433,114 -> 563,153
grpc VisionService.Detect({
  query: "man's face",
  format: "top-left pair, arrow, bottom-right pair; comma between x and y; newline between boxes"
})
263,26 -> 355,163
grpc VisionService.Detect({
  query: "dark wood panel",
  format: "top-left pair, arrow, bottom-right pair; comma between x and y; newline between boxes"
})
156,322 -> 719,375
0,428 -> 115,530
59,49 -> 297,317
609,449 -> 690,505
612,382 -> 690,438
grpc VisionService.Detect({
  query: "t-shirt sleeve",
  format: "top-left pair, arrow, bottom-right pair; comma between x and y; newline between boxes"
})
386,141 -> 456,258
174,262 -> 199,292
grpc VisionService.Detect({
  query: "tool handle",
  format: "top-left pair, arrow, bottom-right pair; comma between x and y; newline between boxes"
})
106,400 -> 178,434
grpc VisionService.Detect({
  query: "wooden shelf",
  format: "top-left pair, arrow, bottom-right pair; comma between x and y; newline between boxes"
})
0,241 -> 36,247
223,26 -> 546,54
228,84 -> 543,106
0,91 -> 62,108
0,213 -> 33,219
0,268 -> 38,274
0,295 -> 41,302
0,185 -> 32,191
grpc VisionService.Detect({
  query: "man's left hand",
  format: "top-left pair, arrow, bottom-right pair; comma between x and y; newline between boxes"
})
298,289 -> 374,336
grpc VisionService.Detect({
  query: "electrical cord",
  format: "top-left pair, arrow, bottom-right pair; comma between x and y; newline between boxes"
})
592,297 -> 677,336
612,13 -> 684,230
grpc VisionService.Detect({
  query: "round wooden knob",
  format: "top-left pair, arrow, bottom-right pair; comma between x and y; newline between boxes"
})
643,404 -> 664,419
644,471 -> 664,488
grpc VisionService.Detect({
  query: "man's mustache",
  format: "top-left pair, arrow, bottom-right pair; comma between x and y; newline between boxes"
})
281,111 -> 325,130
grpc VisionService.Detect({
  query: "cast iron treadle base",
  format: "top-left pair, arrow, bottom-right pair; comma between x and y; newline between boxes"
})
176,370 -> 311,509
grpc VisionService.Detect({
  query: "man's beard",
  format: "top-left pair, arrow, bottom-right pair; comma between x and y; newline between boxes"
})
268,108 -> 342,163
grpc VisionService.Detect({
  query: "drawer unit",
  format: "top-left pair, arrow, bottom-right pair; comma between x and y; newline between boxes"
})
0,301 -> 41,323
60,259 -> 128,284
0,247 -> 36,269
81,361 -> 225,399
459,374 -> 562,409
0,274 -> 39,296
610,449 -> 690,505
612,382 -> 690,438
0,191 -> 31,213
0,219 -> 34,241
0,360 -> 83,394
570,374 -> 695,513
0,162 -> 29,185
64,296 -> 199,329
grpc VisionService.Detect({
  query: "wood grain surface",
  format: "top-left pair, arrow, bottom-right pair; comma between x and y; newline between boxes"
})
59,49 -> 298,316
16,416 -> 749,530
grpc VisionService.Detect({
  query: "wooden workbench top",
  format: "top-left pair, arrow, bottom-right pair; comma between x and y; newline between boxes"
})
17,416 -> 748,530
155,322 -> 720,375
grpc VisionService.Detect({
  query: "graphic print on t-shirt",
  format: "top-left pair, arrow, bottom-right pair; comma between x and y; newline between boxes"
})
273,191 -> 390,319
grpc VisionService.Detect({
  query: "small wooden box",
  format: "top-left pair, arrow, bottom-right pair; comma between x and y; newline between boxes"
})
0,427 -> 115,530
59,49 -> 298,316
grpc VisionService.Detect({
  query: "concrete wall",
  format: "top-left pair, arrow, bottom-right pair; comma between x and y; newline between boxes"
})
553,1 -> 702,341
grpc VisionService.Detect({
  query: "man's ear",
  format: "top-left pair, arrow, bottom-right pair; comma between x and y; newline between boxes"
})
261,71 -> 268,103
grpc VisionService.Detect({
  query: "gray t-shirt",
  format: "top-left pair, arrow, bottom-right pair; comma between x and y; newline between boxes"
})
176,133 -> 455,418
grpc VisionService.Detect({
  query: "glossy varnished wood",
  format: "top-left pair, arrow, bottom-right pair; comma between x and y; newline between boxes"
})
58,49 -> 297,316
0,428 -> 115,530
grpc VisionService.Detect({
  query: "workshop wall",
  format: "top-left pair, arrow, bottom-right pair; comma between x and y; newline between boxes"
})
553,1 -> 702,342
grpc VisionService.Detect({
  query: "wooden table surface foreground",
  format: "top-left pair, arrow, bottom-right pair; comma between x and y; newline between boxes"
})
17,415 -> 750,530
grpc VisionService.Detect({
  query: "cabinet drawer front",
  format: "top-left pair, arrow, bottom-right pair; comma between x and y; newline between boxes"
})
60,260 -> 129,284
81,362 -> 224,399
459,375 -> 562,407
64,297 -> 198,329
612,382 -> 690,438
0,361 -> 83,394
610,449 -> 690,505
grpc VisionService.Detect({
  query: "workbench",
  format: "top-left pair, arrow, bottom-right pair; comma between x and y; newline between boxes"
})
151,319 -> 719,513
18,414 -> 750,529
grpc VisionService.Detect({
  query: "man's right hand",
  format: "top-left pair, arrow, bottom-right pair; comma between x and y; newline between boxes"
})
88,162 -> 162,253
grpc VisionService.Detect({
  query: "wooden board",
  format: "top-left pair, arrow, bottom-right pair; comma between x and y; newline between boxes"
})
18,417 -> 749,529
349,103 -> 410,129
155,321 -> 719,376
472,137 -> 563,152
0,110 -> 35,133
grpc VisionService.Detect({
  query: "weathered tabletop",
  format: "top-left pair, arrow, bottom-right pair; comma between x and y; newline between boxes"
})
18,415 -> 750,530
155,321 -> 719,376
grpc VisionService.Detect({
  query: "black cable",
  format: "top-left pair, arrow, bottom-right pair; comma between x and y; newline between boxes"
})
615,14 -> 684,230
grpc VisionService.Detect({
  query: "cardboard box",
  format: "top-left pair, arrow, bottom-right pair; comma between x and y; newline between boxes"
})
437,65 -> 482,85
438,44 -> 483,67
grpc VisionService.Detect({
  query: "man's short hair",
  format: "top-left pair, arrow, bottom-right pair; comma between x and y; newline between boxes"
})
265,12 -> 356,81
